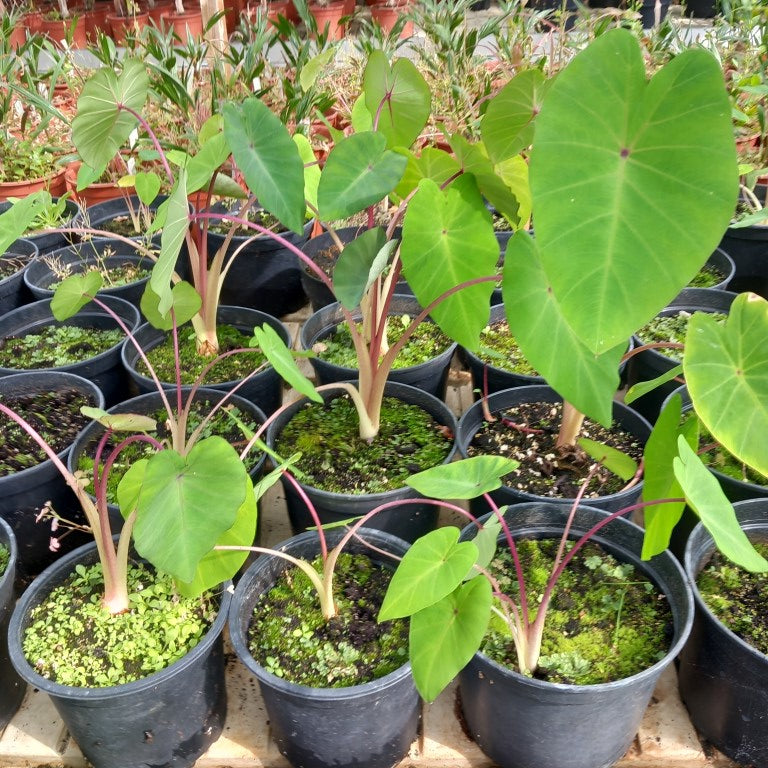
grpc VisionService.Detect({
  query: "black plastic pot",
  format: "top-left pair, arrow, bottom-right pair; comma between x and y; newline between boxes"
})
680,246 -> 735,293
0,517 -> 25,728
0,372 -> 105,582
267,381 -> 458,543
458,502 -> 693,768
8,538 -> 230,768
678,499 -> 768,767
626,288 -> 737,424
683,0 -> 718,16
24,238 -> 153,307
203,202 -> 310,317
460,303 -> 545,397
639,0 -> 670,26
85,194 -> 170,235
0,237 -> 38,316
0,295 -> 140,407
121,305 -> 290,415
300,295 -> 458,401
456,385 -> 652,515
718,184 -> 768,299
67,387 -> 267,535
0,199 -> 82,255
228,527 -> 419,768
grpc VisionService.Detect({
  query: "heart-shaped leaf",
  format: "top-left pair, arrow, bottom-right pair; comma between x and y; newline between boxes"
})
406,456 -> 518,499
134,171 -> 161,205
131,436 -> 249,583
317,132 -> 407,220
140,280 -> 201,331
223,97 -> 306,234
400,175 -> 497,350
51,271 -> 103,320
409,577 -> 492,702
184,132 -> 232,195
72,58 -> 149,173
502,231 -> 624,426
531,28 -> 737,354
363,51 -> 431,149
684,293 -> 768,477
379,527 -> 478,620
394,146 -> 461,200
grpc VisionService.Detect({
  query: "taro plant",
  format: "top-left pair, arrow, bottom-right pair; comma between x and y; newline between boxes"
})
0,272 -> 263,613
379,454 -> 768,702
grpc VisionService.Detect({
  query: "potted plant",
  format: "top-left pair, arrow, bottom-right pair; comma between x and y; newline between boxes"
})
159,0 -> 205,41
0,134 -> 66,201
37,0 -> 87,48
0,516 -> 24,728
0,236 -> 37,314
3,271 -> 264,768
107,0 -> 149,44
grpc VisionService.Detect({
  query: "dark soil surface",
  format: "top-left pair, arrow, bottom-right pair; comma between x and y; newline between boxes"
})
467,401 -> 643,499
0,252 -> 33,280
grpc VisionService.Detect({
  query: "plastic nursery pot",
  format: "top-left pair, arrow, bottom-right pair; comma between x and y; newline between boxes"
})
626,287 -> 737,424
84,193 -> 171,235
159,9 -> 205,41
678,499 -> 768,767
0,295 -> 140,408
228,527 -> 419,768
67,387 -> 268,538
267,381 -> 458,543
681,246 -> 735,292
24,239 -> 153,308
0,372 -> 105,582
0,237 -> 38,316
121,306 -> 290,416
456,385 -> 652,515
203,202 -> 311,318
718,183 -> 768,300
0,517 -> 25,728
7,538 -> 231,768
300,295 -> 458,401
0,198 -> 82,256
458,502 -> 694,768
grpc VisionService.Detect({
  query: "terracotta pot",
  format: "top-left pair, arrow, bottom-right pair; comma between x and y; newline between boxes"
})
143,0 -> 175,26
309,0 -> 346,39
0,168 -> 67,203
64,167 -> 135,207
22,10 -> 42,32
369,0 -> 412,36
38,15 -> 88,48
160,8 -> 204,40
107,11 -> 150,44
9,23 -> 26,49
83,4 -> 112,39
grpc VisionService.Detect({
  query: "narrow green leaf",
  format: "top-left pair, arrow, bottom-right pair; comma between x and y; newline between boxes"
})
406,456 -> 518,499
333,227 -> 393,309
409,577 -> 492,702
223,97 -> 306,234
624,364 -> 683,404
674,437 -> 768,572
470,514 -> 502,576
577,437 -> 637,482
379,527 -> 478,620
80,407 -> 157,432
294,133 -> 320,214
51,272 -> 103,320
253,324 -> 321,403
184,132 -> 232,194
317,132 -> 407,221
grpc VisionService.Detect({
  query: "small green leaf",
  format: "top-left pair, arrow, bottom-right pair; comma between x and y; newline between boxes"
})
379,527 -> 478,620
80,407 -> 157,432
253,324 -> 321,403
333,227 -> 394,309
577,437 -> 637,482
674,437 -> 768,572
409,577 -> 492,702
470,514 -> 502,576
0,192 -> 51,253
140,281 -> 201,331
134,172 -> 161,205
624,364 -> 683,404
51,272 -> 103,320
294,133 -> 320,214
299,48 -> 337,91
406,456 -> 518,499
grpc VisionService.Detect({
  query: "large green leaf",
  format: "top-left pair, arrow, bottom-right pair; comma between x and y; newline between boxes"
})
481,69 -> 549,164
317,132 -> 407,221
150,170 -> 190,316
409,577 -> 492,702
406,456 -> 518,499
684,293 -> 768,477
502,231 -> 624,426
379,527 -> 478,620
131,436 -> 249,584
674,437 -> 768,572
333,227 -> 395,309
71,58 -> 149,172
363,51 -> 431,150
223,98 -> 306,234
400,175 -> 497,350
531,28 -> 737,354
176,472 -> 258,598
